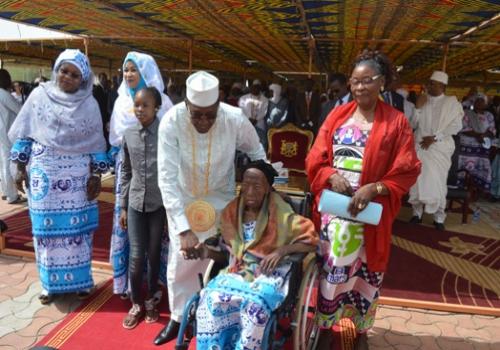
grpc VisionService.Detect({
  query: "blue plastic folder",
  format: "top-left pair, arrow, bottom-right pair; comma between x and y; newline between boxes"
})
318,190 -> 383,225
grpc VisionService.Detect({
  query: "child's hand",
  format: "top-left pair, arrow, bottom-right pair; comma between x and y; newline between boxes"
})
86,175 -> 101,201
119,209 -> 127,230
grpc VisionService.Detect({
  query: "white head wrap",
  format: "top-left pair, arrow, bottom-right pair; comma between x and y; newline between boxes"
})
269,83 -> 282,104
430,71 -> 449,85
231,82 -> 243,91
53,49 -> 91,82
109,51 -> 173,146
186,71 -> 219,107
474,92 -> 487,104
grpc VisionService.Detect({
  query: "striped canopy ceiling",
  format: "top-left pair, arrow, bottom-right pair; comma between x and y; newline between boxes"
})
0,0 -> 498,83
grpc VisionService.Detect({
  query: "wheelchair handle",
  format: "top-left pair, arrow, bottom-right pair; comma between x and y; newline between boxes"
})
198,273 -> 204,289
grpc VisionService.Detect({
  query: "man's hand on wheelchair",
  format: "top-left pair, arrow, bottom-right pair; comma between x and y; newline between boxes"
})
183,243 -> 210,260
260,246 -> 289,275
180,229 -> 200,259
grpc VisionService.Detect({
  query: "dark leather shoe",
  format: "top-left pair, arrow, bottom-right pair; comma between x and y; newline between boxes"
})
409,215 -> 422,224
154,320 -> 180,345
433,221 -> 445,231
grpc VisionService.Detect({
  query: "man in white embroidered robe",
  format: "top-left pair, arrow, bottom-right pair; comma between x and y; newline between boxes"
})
408,71 -> 464,230
154,71 -> 266,345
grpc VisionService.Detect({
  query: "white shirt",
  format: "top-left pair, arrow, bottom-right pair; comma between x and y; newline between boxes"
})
414,94 -> 463,142
0,89 -> 21,148
238,93 -> 269,130
11,92 -> 23,105
158,102 -> 266,235
335,93 -> 351,108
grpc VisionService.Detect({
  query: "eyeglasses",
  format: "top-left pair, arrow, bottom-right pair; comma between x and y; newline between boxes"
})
349,74 -> 382,87
58,68 -> 82,80
186,102 -> 218,121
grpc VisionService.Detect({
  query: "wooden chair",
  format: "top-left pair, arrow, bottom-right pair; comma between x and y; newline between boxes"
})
446,138 -> 472,224
267,123 -> 314,177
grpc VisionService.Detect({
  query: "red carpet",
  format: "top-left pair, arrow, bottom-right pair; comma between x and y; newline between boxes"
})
37,280 -> 351,349
382,220 -> 500,310
5,203 -> 499,312
2,200 -> 114,262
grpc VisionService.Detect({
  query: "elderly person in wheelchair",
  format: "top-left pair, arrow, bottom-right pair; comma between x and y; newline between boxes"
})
184,160 -> 318,350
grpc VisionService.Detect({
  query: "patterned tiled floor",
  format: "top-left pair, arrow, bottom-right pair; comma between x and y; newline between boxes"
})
0,254 -> 111,350
0,253 -> 498,350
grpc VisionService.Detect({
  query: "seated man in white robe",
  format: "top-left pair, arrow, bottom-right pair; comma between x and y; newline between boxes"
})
154,71 -> 266,345
408,71 -> 464,230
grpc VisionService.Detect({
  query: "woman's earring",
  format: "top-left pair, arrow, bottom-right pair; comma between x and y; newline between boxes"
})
380,85 -> 385,92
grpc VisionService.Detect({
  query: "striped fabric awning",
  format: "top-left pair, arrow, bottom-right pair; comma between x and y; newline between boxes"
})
0,1 -> 498,83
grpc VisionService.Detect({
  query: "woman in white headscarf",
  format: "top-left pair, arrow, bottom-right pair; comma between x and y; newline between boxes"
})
108,52 -> 173,297
9,49 -> 109,304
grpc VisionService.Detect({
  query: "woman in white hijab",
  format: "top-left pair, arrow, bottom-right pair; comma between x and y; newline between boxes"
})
108,52 -> 173,298
9,49 -> 108,304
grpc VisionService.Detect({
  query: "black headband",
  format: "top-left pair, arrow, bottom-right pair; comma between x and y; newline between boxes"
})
243,160 -> 278,186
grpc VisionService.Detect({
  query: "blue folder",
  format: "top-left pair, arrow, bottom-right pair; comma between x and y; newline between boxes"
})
318,189 -> 383,225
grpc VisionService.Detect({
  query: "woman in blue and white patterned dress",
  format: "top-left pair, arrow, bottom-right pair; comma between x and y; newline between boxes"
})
8,49 -> 109,304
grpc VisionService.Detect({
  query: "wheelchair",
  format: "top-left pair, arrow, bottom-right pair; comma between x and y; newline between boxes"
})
174,192 -> 321,350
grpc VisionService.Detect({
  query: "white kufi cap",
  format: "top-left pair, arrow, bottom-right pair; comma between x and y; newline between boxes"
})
186,71 -> 219,107
430,71 -> 449,85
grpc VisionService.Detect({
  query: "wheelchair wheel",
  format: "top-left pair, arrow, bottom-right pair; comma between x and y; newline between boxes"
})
293,257 -> 320,350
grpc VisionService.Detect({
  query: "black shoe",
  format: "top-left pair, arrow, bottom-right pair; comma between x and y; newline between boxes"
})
433,221 -> 445,231
409,215 -> 422,224
154,320 -> 180,345
0,220 -> 8,233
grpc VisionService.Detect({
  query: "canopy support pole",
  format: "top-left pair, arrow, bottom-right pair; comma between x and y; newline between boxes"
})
83,37 -> 89,56
108,59 -> 113,80
442,43 -> 449,71
188,39 -> 193,74
308,38 -> 314,78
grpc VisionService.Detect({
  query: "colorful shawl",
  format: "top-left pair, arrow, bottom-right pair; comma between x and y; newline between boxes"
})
219,191 -> 318,279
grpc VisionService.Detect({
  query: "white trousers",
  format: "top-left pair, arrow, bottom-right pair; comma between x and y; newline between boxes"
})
0,144 -> 18,202
166,223 -> 211,322
412,202 -> 446,223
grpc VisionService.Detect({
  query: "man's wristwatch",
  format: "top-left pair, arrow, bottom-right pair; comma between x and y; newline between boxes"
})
375,182 -> 383,195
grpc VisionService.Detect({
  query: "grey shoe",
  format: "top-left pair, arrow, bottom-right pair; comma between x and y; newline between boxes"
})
8,196 -> 27,205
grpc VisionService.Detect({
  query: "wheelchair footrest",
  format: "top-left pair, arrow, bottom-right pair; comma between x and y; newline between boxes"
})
174,345 -> 189,350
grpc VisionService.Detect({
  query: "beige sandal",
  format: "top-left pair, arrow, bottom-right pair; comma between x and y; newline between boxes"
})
122,304 -> 144,329
38,293 -> 53,305
144,298 -> 159,323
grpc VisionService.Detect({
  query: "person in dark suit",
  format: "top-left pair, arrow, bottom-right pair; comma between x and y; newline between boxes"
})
488,95 -> 500,138
382,89 -> 405,113
93,72 -> 111,150
319,73 -> 352,127
294,78 -> 321,134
